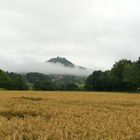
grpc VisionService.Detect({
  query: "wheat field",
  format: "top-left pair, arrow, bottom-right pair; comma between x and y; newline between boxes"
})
0,91 -> 139,140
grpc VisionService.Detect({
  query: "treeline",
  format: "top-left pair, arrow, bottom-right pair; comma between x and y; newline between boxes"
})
25,73 -> 81,91
0,57 -> 140,92
0,70 -> 28,90
0,71 -> 82,91
85,57 -> 140,92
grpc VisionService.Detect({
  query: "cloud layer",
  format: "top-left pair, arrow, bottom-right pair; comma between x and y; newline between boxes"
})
0,0 -> 140,70
0,57 -> 92,76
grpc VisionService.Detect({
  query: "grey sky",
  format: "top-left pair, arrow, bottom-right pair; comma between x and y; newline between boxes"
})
0,0 -> 140,71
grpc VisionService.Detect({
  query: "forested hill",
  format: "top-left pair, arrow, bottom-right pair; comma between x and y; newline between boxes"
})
47,56 -> 87,69
48,57 -> 75,68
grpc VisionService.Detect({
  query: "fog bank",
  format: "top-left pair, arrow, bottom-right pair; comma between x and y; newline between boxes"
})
0,58 -> 92,76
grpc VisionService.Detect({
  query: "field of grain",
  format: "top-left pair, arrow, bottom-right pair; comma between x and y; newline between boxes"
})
0,91 -> 139,140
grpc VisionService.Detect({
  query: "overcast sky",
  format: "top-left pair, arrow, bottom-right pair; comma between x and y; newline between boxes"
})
0,0 -> 140,70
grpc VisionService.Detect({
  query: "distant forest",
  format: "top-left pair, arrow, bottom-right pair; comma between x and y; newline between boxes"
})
0,57 -> 140,92
0,70 -> 86,91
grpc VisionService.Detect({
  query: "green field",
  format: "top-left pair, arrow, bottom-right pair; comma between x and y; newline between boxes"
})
0,91 -> 139,140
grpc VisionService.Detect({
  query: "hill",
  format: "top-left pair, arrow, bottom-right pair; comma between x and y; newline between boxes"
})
47,56 -> 86,69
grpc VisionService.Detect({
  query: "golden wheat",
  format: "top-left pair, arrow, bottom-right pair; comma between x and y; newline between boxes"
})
0,91 -> 139,140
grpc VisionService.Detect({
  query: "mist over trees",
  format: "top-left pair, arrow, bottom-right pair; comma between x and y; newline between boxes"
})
0,71 -> 81,91
26,73 -> 81,91
0,57 -> 140,92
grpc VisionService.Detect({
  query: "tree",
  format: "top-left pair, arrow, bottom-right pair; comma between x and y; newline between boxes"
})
85,57 -> 140,92
110,59 -> 140,91
65,83 -> 78,91
25,73 -> 50,83
85,71 -> 112,91
41,80 -> 56,91
8,73 -> 29,90
33,80 -> 57,91
0,70 -> 13,89
33,80 -> 43,90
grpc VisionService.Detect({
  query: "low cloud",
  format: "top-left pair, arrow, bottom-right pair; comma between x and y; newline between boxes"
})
0,58 -> 92,76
